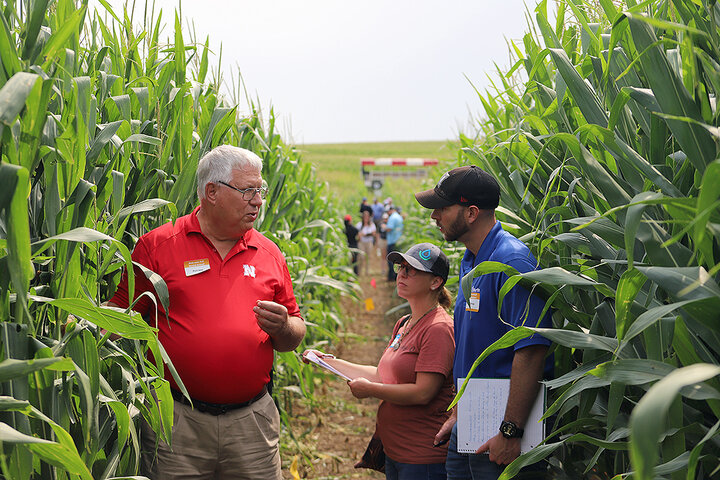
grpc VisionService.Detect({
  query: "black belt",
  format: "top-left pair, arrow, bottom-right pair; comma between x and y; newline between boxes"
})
171,386 -> 268,416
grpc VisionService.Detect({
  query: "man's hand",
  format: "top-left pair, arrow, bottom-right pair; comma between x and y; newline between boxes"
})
254,300 -> 305,352
434,408 -> 456,447
254,300 -> 289,337
476,433 -> 521,465
348,377 -> 375,399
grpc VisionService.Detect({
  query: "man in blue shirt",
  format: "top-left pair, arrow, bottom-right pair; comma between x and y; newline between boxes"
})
415,165 -> 552,479
384,205 -> 404,281
371,197 -> 385,230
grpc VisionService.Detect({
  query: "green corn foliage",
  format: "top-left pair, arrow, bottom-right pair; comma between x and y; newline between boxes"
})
0,0 -> 358,477
422,0 -> 720,478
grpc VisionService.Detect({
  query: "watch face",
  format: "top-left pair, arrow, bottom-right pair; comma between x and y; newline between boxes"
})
500,421 -> 518,438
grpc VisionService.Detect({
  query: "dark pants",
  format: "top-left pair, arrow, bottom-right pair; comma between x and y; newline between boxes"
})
351,250 -> 359,275
387,243 -> 399,280
385,456 -> 446,480
446,424 -> 546,480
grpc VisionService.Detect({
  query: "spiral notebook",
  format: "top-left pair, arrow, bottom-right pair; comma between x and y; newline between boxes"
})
456,378 -> 546,454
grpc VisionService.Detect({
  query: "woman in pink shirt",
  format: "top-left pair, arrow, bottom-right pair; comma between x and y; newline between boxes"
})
305,243 -> 455,480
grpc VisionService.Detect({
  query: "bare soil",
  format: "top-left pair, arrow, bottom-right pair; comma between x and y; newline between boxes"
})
281,245 -> 405,479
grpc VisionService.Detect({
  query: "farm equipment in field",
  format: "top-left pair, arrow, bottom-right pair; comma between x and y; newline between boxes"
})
360,158 -> 439,191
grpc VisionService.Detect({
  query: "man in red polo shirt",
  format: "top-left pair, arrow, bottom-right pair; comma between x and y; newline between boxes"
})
108,145 -> 305,479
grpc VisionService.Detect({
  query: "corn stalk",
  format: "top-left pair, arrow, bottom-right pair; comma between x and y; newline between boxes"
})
0,0 -> 358,477
425,0 -> 720,478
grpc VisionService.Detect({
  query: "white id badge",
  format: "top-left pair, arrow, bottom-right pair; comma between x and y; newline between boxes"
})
184,258 -> 210,276
466,291 -> 480,312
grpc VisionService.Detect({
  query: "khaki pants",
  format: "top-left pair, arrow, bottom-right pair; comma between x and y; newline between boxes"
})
141,392 -> 281,480
359,241 -> 373,275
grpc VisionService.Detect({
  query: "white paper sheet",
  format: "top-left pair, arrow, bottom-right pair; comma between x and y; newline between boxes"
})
304,351 -> 353,381
456,377 -> 545,454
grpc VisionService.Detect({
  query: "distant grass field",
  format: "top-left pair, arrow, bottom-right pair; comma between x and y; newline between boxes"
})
297,140 -> 458,216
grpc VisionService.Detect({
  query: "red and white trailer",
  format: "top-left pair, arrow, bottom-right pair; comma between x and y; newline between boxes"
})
360,158 -> 439,190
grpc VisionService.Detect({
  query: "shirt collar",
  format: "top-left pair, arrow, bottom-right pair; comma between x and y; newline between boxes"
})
185,206 -> 203,234
462,221 -> 504,268
185,206 -> 258,251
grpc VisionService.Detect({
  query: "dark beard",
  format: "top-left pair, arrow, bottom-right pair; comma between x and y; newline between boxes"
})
443,208 -> 470,242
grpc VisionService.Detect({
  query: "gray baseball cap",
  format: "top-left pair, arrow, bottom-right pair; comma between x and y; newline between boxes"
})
387,243 -> 449,282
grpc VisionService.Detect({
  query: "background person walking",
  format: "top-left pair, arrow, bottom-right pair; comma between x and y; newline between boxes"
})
344,214 -> 360,275
357,210 -> 378,275
384,205 -> 404,281
372,197 -> 385,231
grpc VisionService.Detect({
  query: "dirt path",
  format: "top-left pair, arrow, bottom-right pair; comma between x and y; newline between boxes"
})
282,244 -> 404,479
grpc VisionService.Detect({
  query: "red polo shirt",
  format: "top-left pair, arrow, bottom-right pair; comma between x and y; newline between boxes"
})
110,207 -> 301,403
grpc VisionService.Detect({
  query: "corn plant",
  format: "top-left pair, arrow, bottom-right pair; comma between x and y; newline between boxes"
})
430,0 -> 720,478
0,0 -> 358,477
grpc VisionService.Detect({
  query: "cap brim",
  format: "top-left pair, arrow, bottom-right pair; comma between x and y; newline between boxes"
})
386,252 -> 431,273
415,189 -> 455,209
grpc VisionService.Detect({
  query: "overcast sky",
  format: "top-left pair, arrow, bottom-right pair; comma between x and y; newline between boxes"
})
98,1 -> 535,144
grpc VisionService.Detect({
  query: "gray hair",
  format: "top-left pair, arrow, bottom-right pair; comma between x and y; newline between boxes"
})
196,145 -> 263,200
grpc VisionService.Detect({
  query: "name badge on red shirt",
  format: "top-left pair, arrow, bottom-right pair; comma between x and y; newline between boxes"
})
184,258 -> 210,276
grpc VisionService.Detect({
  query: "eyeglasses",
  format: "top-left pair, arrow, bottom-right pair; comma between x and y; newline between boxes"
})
394,263 -> 420,277
218,181 -> 268,200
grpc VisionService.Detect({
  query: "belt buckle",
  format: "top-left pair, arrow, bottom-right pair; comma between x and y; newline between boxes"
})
176,387 -> 264,415
203,404 -> 227,416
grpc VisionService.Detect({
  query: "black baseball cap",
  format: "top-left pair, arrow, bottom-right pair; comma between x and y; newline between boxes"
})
387,243 -> 449,282
415,165 -> 500,209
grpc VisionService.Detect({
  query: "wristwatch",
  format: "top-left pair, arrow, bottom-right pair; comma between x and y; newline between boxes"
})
499,420 -> 524,439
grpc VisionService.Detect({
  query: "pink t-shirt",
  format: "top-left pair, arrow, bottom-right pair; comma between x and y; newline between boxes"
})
375,306 -> 455,464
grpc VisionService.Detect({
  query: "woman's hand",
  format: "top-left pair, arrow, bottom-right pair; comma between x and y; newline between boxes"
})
301,349 -> 335,364
348,377 -> 377,399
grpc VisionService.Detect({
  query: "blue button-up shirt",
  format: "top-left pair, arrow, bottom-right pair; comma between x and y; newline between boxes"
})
385,211 -> 404,245
453,222 -> 553,382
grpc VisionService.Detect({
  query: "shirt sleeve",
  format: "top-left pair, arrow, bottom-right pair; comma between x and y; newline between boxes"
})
414,320 -> 455,376
500,255 -> 552,350
108,237 -> 157,318
274,257 -> 302,319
